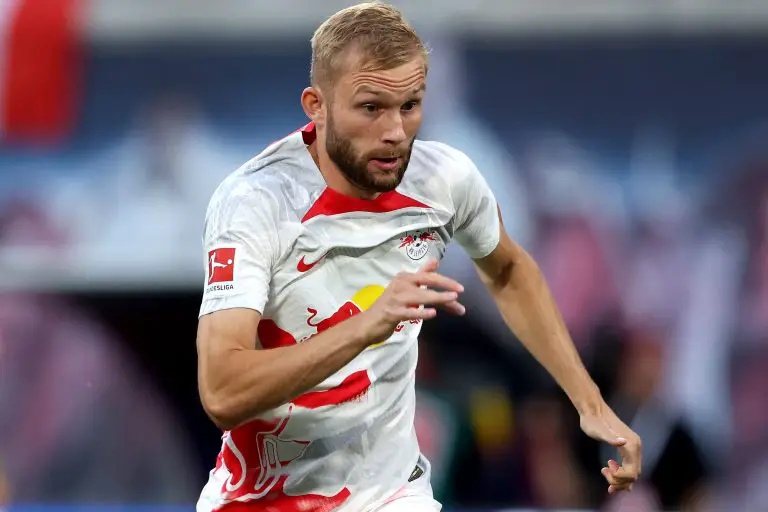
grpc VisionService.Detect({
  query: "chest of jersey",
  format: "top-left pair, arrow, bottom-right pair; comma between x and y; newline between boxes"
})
259,209 -> 452,349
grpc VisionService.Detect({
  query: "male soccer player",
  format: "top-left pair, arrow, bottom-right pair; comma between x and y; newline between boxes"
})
195,3 -> 642,511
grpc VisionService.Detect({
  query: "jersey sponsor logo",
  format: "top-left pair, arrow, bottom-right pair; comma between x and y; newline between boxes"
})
296,254 -> 324,273
399,230 -> 437,260
258,285 -> 420,351
302,285 -> 384,344
208,247 -> 236,284
302,285 -> 420,347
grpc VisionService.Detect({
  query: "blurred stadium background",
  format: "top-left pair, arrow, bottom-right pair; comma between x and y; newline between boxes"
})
2,1 -> 768,511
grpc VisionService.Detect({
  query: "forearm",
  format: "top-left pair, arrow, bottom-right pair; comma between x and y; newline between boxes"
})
199,314 -> 374,429
484,249 -> 604,414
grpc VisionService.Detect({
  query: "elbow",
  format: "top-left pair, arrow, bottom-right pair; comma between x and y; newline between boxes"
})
502,249 -> 540,284
482,251 -> 541,296
200,389 -> 247,431
483,258 -> 517,293
199,386 -> 272,431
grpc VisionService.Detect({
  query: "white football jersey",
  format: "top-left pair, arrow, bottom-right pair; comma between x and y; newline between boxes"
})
196,123 -> 500,511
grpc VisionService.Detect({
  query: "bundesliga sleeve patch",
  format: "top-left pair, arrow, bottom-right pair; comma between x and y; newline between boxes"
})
207,247 -> 236,291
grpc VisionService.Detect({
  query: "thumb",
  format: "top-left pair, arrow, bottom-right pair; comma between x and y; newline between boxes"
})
585,418 -> 626,446
607,435 -> 628,447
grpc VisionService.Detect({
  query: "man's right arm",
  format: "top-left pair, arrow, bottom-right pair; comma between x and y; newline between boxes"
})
197,260 -> 465,431
197,307 -> 376,430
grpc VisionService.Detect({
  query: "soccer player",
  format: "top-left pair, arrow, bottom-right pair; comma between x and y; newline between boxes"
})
195,3 -> 642,511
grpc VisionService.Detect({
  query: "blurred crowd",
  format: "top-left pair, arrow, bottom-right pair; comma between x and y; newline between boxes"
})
413,130 -> 768,510
1,30 -> 768,512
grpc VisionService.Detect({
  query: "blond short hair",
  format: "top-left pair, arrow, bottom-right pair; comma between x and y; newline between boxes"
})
310,2 -> 428,88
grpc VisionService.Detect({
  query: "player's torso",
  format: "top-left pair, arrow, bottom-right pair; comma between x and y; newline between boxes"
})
202,132 -> 460,510
258,149 -> 456,430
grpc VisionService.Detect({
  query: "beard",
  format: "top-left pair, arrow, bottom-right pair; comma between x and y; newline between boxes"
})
325,113 -> 414,194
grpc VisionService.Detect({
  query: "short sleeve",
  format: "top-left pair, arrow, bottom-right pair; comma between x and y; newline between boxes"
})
199,185 -> 279,317
451,151 -> 501,259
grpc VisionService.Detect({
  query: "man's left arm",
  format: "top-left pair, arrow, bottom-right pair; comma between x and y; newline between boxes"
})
446,147 -> 641,493
473,212 -> 642,493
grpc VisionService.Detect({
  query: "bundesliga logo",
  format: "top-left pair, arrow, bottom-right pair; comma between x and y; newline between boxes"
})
208,284 -> 234,292
207,248 -> 236,293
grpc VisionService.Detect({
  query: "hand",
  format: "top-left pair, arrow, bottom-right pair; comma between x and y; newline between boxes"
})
579,405 -> 642,494
362,258 -> 465,342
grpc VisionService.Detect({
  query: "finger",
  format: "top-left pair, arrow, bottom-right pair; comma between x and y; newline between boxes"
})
397,306 -> 437,321
401,289 -> 460,307
601,467 -> 621,487
607,463 -> 639,485
608,458 -> 635,480
612,466 -> 639,484
601,466 -> 632,487
410,271 -> 464,293
603,470 -> 631,495
610,483 -> 632,493
439,300 -> 466,316
601,467 -> 619,483
616,442 -> 642,477
418,258 -> 440,273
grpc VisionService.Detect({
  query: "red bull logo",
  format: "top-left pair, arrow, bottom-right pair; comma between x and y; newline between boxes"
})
306,301 -> 362,333
399,235 -> 417,248
258,285 -> 423,349
304,285 -> 419,346
418,231 -> 437,242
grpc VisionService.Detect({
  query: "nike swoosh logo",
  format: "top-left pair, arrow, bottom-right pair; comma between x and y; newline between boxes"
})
297,255 -> 324,273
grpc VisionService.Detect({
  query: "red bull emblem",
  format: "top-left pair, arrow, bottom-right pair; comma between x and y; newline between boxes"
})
303,285 -> 421,346
306,301 -> 362,333
418,231 -> 437,242
304,286 -> 383,340
399,230 -> 437,260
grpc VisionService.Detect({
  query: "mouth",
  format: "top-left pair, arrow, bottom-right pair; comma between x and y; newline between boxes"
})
369,156 -> 401,170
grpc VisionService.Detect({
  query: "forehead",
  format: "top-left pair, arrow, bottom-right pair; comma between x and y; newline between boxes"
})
336,54 -> 426,97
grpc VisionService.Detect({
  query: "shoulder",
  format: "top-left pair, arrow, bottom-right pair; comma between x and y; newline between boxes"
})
401,140 -> 484,202
204,163 -> 280,229
205,133 -> 322,226
411,139 -> 474,167
409,140 -> 479,184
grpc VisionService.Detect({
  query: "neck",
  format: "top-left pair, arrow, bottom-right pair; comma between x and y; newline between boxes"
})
308,141 -> 381,200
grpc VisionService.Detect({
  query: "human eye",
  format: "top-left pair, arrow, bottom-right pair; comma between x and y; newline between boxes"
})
401,99 -> 421,112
